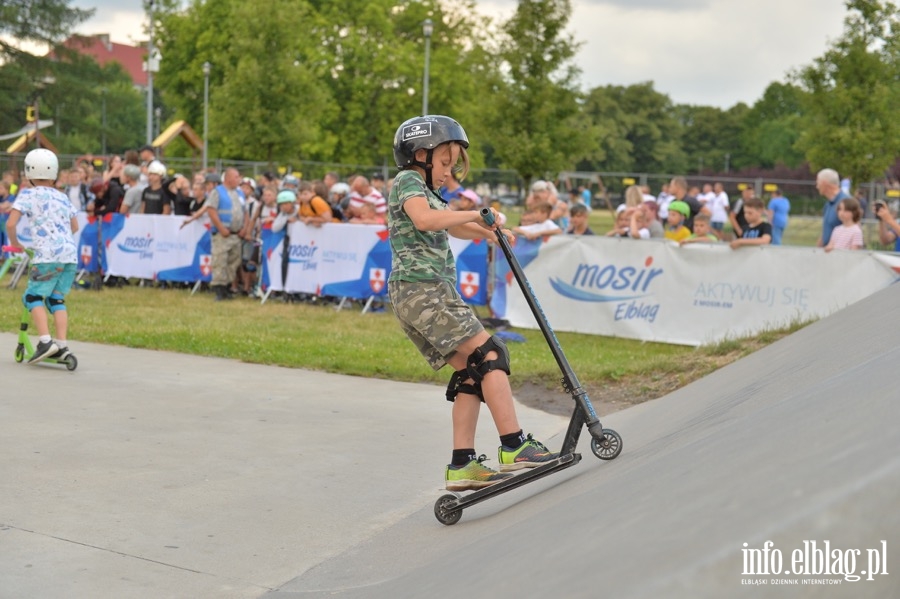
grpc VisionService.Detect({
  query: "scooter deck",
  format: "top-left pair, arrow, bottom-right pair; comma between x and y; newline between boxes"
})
446,452 -> 581,513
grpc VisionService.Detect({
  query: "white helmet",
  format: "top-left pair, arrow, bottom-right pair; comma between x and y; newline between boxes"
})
24,148 -> 59,181
329,182 -> 350,197
147,160 -> 167,176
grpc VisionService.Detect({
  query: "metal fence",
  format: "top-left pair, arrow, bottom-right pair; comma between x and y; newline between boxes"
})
4,151 -> 898,218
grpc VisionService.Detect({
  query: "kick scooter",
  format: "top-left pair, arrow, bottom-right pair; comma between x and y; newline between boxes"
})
2,246 -> 78,371
433,209 -> 622,525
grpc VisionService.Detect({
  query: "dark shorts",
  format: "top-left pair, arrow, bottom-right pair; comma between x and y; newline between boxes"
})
388,279 -> 484,371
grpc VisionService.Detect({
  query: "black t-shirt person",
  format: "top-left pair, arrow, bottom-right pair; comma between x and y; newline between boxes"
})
141,186 -> 168,215
742,221 -> 773,240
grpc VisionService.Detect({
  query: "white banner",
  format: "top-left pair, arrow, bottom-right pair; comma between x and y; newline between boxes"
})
503,237 -> 900,346
104,215 -> 210,280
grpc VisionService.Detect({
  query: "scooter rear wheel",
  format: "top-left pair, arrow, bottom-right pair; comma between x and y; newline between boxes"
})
434,494 -> 462,526
591,429 -> 622,461
64,354 -> 78,371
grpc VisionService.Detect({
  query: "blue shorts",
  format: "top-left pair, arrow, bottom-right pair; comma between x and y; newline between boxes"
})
711,221 -> 725,231
25,263 -> 77,300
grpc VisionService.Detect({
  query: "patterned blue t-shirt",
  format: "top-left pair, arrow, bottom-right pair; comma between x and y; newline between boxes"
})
12,186 -> 77,264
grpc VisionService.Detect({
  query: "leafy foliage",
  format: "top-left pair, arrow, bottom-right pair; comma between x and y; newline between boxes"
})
793,0 -> 900,185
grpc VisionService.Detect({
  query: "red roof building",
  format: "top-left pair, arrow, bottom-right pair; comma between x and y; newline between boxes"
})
56,34 -> 148,88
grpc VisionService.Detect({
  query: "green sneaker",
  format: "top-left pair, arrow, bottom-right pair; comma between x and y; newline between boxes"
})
498,434 -> 558,471
445,455 -> 514,491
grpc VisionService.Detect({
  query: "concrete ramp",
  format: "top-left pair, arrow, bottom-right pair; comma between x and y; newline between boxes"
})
270,284 -> 900,598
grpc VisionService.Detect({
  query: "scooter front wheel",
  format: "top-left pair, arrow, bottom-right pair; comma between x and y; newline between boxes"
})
591,429 -> 622,461
14,344 -> 25,363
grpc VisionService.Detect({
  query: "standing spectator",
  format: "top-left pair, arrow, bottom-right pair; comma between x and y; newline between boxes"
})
439,171 -> 464,203
297,181 -> 333,226
854,188 -> 869,219
766,188 -> 791,245
450,188 -> 482,212
825,197 -> 864,251
328,182 -> 351,221
729,187 -> 754,240
272,189 -> 300,232
730,197 -> 772,249
64,165 -> 92,213
668,176 -> 708,232
119,164 -> 144,215
875,200 -> 900,251
140,161 -> 170,215
348,176 -> 386,219
709,182 -> 730,238
815,168 -> 850,248
656,182 -> 674,220
255,185 -> 279,230
206,167 -> 249,301
642,201 -> 665,238
578,184 -> 592,208
697,183 -> 715,209
371,172 -> 387,196
168,175 -> 193,216
664,201 -> 692,242
323,171 -> 340,192
566,203 -> 594,235
5,149 -> 78,363
680,213 -> 719,245
513,202 -> 562,241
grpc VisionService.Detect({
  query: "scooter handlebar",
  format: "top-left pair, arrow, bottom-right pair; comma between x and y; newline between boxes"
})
479,207 -> 496,227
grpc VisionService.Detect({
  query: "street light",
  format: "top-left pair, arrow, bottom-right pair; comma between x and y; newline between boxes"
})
202,61 -> 211,171
101,87 -> 107,155
422,18 -> 433,116
145,0 -> 160,144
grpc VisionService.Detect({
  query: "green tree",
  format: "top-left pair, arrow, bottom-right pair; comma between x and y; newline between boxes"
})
582,82 -> 685,174
0,0 -> 93,62
741,81 -> 806,169
482,0 -> 593,182
794,0 -> 900,186
677,102 -> 749,174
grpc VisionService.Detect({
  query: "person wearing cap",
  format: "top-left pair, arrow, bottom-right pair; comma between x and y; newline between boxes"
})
281,174 -> 300,192
664,200 -> 692,242
450,188 -> 482,211
271,189 -> 300,232
119,164 -> 145,215
140,161 -> 171,215
668,176 -> 708,232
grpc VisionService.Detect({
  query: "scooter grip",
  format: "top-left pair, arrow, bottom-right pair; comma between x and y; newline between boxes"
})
2,245 -> 23,253
479,207 -> 496,226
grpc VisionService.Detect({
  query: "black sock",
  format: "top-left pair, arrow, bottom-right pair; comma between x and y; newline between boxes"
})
500,430 -> 526,449
451,449 -> 477,467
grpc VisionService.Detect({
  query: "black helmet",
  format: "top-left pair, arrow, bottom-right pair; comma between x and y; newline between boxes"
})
392,115 -> 469,169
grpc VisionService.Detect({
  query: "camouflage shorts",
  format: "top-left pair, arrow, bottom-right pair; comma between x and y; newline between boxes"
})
388,279 -> 484,371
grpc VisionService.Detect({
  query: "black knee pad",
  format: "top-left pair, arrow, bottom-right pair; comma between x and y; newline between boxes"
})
465,335 -> 511,384
46,294 -> 66,313
445,369 -> 484,403
24,293 -> 45,310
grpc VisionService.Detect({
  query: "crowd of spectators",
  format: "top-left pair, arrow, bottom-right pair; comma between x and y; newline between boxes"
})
3,147 -> 900,303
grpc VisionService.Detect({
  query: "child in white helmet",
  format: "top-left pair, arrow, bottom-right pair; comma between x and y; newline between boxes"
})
5,149 -> 79,363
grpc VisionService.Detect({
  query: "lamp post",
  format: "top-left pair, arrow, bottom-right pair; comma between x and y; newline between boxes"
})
101,87 -> 108,156
145,1 -> 160,145
202,61 -> 210,172
422,18 -> 433,116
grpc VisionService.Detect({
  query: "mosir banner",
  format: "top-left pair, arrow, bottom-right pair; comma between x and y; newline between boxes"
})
499,236 -> 900,346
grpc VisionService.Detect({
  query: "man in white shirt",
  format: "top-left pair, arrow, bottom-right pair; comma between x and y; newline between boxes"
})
709,182 -> 730,238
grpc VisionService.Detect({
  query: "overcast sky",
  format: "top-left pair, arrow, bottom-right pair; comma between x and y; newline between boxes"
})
71,0 -> 849,108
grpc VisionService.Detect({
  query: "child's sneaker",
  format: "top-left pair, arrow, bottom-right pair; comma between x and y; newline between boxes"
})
498,434 -> 558,471
48,346 -> 71,361
28,339 -> 59,364
445,455 -> 514,491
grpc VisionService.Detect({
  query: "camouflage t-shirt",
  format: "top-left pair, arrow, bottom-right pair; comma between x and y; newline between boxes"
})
388,169 -> 456,285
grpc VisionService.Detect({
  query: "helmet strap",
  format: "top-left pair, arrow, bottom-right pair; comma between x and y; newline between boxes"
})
411,149 -> 436,191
